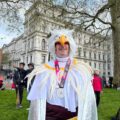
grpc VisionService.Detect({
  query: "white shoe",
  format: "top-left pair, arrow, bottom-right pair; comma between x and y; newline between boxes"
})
16,104 -> 22,109
19,105 -> 23,108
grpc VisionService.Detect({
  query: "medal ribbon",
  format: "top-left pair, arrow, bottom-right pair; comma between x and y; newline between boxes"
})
54,58 -> 71,88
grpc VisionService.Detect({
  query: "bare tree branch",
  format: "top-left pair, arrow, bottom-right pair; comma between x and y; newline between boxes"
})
84,26 -> 111,48
1,0 -> 24,3
58,1 -> 115,30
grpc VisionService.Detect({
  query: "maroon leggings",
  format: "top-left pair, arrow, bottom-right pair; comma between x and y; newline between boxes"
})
46,103 -> 78,120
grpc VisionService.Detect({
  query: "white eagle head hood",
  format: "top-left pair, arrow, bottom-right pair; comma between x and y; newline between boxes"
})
48,29 -> 77,59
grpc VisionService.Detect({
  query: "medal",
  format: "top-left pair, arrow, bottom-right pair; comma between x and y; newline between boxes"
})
54,58 -> 71,98
54,58 -> 71,88
57,88 -> 64,98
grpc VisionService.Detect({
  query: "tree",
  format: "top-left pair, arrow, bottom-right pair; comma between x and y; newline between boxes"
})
59,0 -> 120,87
109,0 -> 120,87
0,0 -> 33,33
1,52 -> 10,65
0,0 -> 57,33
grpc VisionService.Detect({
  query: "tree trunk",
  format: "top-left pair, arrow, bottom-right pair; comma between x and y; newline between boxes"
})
109,0 -> 120,87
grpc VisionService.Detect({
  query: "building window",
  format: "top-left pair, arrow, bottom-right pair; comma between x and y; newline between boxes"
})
99,53 -> 101,60
108,72 -> 110,75
42,39 -> 46,50
94,63 -> 96,68
84,51 -> 86,58
108,64 -> 110,70
107,45 -> 110,50
94,53 -> 96,60
93,43 -> 96,47
103,54 -> 105,60
107,54 -> 111,62
28,40 -> 30,50
89,52 -> 91,59
23,56 -> 25,62
30,55 -> 32,62
103,72 -> 106,75
78,48 -> 81,57
103,63 -> 106,70
41,54 -> 46,63
99,63 -> 101,69
25,42 -> 26,50
98,42 -> 101,47
89,62 -> 91,66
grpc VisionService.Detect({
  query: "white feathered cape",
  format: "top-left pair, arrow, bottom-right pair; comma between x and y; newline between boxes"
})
27,58 -> 98,120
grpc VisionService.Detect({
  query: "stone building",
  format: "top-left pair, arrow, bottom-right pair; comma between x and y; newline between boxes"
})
2,0 -> 113,78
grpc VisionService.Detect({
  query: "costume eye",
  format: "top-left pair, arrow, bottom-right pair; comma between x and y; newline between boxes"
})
55,42 -> 61,46
64,42 -> 69,45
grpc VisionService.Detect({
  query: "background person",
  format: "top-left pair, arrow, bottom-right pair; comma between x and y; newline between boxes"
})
24,63 -> 34,89
92,69 -> 103,107
13,62 -> 26,109
109,76 -> 113,88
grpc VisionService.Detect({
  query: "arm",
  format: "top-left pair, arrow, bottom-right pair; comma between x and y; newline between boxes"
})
13,64 -> 20,71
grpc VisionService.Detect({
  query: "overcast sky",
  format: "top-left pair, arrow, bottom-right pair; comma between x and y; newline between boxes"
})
0,3 -> 29,48
0,25 -> 21,48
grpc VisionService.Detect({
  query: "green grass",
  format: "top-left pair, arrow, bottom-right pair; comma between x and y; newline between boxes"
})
98,89 -> 120,120
0,89 -> 120,120
0,90 -> 29,120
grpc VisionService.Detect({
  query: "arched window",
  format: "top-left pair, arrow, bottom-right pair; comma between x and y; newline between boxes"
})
42,39 -> 46,50
41,54 -> 46,63
84,51 -> 86,58
94,53 -> 96,60
78,47 -> 81,57
89,52 -> 92,59
30,55 -> 32,62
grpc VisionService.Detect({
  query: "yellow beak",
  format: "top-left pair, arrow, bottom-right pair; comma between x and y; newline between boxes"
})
57,35 -> 68,46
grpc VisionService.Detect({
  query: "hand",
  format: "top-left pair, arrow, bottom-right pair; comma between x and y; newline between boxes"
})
21,80 -> 23,83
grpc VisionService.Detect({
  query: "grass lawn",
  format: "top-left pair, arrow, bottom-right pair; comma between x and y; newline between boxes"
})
0,88 -> 120,120
98,89 -> 120,120
0,90 -> 29,120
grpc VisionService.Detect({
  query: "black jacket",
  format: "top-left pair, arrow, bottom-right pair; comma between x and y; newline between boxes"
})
26,68 -> 34,75
13,68 -> 26,85
24,68 -> 34,88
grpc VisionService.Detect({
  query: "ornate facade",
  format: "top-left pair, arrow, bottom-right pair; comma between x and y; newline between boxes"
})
2,0 -> 113,78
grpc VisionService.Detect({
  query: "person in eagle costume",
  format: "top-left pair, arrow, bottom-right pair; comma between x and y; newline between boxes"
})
27,29 -> 98,120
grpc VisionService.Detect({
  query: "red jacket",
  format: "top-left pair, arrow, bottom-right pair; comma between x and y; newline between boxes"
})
92,74 -> 102,92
